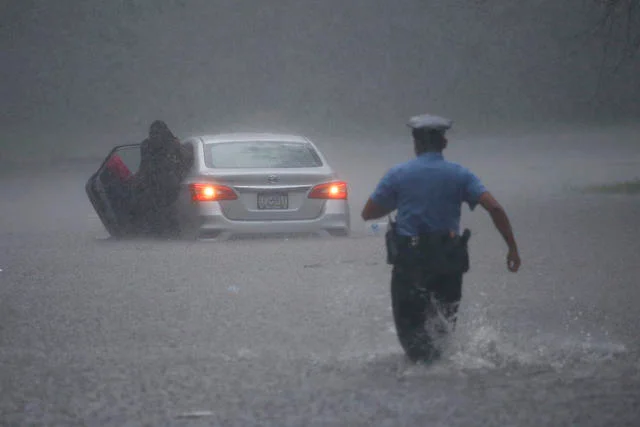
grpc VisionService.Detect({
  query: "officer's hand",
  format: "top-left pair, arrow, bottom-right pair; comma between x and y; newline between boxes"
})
507,249 -> 521,272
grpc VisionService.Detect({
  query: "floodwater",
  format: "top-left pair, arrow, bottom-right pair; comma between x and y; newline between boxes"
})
1,127 -> 639,426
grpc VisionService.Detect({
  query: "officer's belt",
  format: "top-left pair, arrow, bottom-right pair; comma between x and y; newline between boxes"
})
392,229 -> 472,274
395,229 -> 470,248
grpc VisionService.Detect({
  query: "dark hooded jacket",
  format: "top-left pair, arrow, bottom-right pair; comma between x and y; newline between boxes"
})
134,121 -> 192,209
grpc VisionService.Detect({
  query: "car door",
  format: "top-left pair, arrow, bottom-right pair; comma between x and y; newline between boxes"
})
85,144 -> 141,237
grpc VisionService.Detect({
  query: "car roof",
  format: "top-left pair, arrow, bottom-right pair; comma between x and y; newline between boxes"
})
197,133 -> 311,144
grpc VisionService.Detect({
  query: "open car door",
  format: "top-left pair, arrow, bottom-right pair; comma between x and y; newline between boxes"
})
85,144 -> 141,237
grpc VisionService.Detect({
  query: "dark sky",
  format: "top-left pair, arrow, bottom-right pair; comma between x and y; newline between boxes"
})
2,0 -> 639,158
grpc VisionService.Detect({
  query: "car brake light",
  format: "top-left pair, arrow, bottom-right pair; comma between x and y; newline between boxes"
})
189,183 -> 238,202
308,181 -> 348,200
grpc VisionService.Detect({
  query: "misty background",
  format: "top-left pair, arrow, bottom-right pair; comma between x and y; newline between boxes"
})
2,0 -> 639,165
2,4 -> 640,424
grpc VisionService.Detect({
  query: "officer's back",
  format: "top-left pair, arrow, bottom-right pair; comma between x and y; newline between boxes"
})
364,115 -> 486,238
383,152 -> 485,236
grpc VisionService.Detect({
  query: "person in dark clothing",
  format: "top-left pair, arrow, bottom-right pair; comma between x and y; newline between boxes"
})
361,114 -> 521,364
129,120 -> 193,236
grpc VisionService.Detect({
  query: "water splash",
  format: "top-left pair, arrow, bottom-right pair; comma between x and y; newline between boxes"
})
371,310 -> 629,378
442,322 -> 627,373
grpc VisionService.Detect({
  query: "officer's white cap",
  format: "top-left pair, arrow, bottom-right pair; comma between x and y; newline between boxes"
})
407,114 -> 453,132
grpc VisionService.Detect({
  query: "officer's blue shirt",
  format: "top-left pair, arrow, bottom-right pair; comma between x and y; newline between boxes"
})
370,152 -> 487,236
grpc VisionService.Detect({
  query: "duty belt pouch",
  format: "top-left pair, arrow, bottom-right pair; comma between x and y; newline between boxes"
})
425,229 -> 471,275
385,217 -> 399,265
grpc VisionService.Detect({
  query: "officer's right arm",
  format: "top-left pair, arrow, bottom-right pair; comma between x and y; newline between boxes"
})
361,168 -> 398,221
361,198 -> 392,221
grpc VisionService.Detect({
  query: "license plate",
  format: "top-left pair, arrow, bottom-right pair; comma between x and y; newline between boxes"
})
257,192 -> 288,210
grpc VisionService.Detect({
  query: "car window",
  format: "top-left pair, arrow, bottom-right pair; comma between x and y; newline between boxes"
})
204,141 -> 323,168
114,146 -> 142,174
100,145 -> 141,178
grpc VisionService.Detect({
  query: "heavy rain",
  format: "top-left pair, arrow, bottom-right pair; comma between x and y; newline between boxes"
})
1,1 -> 639,425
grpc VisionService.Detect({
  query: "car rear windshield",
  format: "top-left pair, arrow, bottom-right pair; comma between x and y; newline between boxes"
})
204,141 -> 323,168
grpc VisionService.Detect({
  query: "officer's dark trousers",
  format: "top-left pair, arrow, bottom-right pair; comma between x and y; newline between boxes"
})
391,250 -> 463,363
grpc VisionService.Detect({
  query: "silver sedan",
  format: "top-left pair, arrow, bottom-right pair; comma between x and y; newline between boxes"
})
86,133 -> 351,240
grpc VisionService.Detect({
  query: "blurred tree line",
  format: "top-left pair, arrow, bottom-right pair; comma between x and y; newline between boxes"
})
593,0 -> 640,69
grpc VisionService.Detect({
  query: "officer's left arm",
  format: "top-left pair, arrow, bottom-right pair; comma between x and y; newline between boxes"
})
461,168 -> 488,211
361,168 -> 398,220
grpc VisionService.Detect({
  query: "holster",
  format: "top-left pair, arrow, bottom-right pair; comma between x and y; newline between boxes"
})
387,220 -> 471,275
385,217 -> 399,265
426,229 -> 470,275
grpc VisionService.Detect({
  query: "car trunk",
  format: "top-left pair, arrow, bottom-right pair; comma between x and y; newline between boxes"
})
196,168 -> 338,220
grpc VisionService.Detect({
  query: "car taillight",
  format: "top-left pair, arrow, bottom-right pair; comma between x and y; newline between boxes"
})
308,181 -> 348,200
189,183 -> 238,202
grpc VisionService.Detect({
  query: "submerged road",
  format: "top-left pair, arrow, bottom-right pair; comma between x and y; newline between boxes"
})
1,130 -> 639,426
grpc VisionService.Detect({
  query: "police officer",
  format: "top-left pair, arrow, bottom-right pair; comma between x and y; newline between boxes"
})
361,114 -> 521,363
